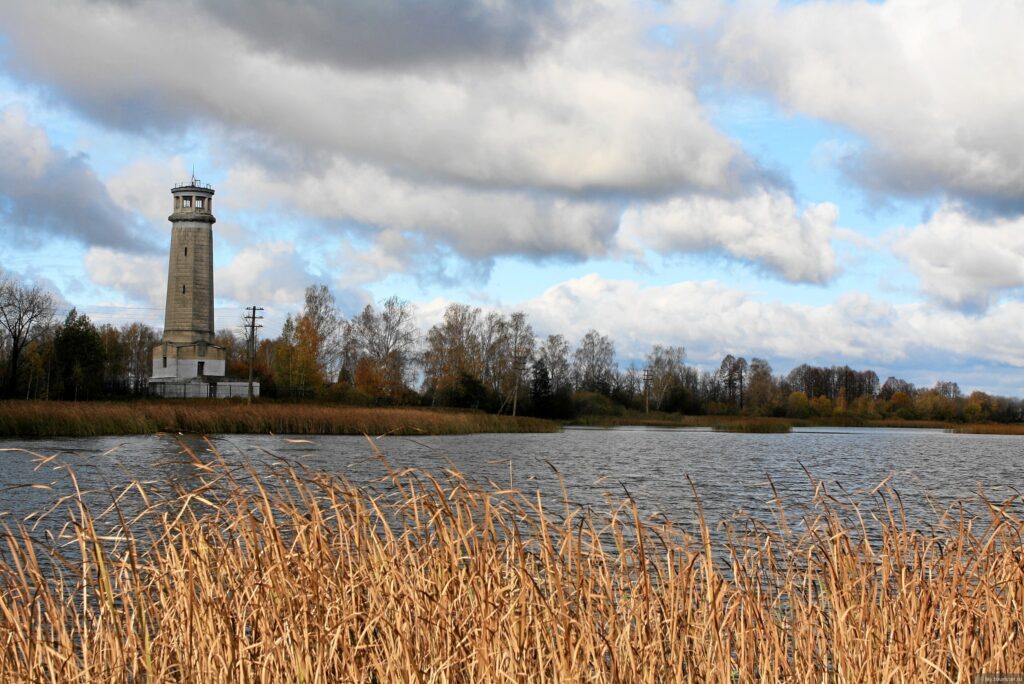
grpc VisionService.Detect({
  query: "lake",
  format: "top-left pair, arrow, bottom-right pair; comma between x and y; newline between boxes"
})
1,426 -> 1021,542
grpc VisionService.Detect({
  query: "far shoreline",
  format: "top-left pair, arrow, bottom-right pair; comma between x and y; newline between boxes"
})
1,400 -> 1022,438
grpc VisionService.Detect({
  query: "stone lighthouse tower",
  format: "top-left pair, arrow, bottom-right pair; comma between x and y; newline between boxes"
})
149,176 -> 227,396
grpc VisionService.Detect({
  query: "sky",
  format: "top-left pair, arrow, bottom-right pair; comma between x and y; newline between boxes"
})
1,0 -> 1023,395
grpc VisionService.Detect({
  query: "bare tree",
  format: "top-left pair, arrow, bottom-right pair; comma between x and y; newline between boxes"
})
536,334 -> 571,392
645,345 -> 686,410
572,329 -> 616,395
0,272 -> 56,397
479,312 -> 510,397
747,357 -> 776,415
122,322 -> 158,394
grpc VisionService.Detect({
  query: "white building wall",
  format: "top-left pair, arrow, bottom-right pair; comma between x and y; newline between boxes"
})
151,353 -> 225,380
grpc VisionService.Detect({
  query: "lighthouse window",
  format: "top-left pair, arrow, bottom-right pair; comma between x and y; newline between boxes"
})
184,247 -> 188,256
183,197 -> 192,208
182,285 -> 186,294
196,198 -> 204,209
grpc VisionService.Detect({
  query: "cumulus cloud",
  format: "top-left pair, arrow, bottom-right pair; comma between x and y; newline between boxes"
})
227,162 -> 619,261
106,156 -> 192,223
87,240 -> 318,311
717,0 -> 1024,209
336,232 -> 495,290
214,242 -> 319,308
517,274 -> 1024,387
619,188 -> 839,283
3,0 -> 857,285
84,248 -> 166,305
0,106 -> 153,251
891,204 -> 1024,310
0,0 -> 746,195
203,0 -> 567,70
521,274 -> 901,363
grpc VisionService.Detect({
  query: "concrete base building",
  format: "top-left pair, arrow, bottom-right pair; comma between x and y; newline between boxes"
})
149,177 -> 258,398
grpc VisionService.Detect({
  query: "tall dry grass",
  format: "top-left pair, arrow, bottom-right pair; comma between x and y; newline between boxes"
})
0,445 -> 1022,681
711,418 -> 793,433
953,423 -> 1024,435
0,400 -> 558,437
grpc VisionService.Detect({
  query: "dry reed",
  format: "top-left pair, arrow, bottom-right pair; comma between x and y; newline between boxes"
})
0,400 -> 558,437
0,445 -> 1022,682
711,418 -> 793,433
952,423 -> 1024,435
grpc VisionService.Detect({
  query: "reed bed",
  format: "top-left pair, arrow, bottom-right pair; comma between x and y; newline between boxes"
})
712,418 -> 793,433
1,447 -> 1022,682
952,423 -> 1024,435
0,400 -> 558,437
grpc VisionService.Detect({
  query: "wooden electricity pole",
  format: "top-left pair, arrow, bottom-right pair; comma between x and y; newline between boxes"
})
244,305 -> 263,403
511,356 -> 526,417
643,368 -> 651,414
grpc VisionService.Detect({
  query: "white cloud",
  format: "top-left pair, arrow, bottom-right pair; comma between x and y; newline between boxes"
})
717,0 -> 1024,206
619,188 -> 839,283
0,0 -> 859,287
227,161 -> 618,261
891,204 -> 1024,309
0,106 -> 151,250
2,0 -> 746,195
518,273 -> 1024,379
83,248 -> 166,305
521,274 -> 900,363
107,156 -> 192,223
214,241 -> 316,309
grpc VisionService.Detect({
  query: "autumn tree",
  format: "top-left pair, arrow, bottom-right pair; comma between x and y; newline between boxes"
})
298,285 -> 344,382
292,314 -> 325,390
422,304 -> 484,404
343,296 -> 417,402
214,329 -> 248,378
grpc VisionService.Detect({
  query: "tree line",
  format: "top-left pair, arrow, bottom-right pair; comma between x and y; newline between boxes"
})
1,274 -> 1021,422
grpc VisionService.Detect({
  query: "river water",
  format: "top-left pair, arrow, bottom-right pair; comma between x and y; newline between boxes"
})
1,426 -> 1022,541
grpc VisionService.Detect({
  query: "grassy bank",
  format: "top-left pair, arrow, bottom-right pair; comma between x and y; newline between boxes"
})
0,400 -> 558,437
0,454 -> 1020,680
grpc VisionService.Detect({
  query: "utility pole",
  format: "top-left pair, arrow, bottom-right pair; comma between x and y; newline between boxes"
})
244,305 -> 264,404
643,367 -> 651,414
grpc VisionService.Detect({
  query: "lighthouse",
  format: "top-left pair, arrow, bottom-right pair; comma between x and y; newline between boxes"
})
149,176 -> 227,396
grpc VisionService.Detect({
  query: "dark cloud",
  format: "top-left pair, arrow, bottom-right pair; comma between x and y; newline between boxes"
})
201,0 -> 567,70
0,108 -> 156,252
843,150 -> 1024,220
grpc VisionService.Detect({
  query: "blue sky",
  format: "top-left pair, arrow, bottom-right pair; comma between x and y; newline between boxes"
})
1,0 -> 1023,395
